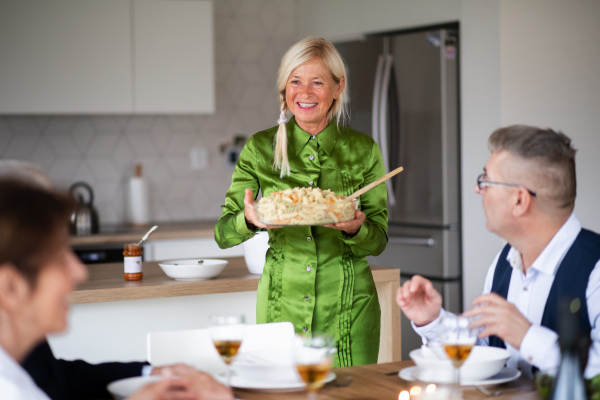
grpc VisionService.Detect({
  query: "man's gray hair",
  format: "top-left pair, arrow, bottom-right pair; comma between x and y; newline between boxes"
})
488,125 -> 577,209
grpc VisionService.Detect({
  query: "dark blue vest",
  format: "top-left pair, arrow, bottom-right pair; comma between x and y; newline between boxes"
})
488,228 -> 600,349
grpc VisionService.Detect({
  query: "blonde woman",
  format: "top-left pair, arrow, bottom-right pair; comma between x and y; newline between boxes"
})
215,37 -> 389,366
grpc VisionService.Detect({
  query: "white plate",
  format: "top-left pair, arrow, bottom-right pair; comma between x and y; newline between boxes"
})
217,371 -> 336,392
107,376 -> 160,400
399,366 -> 521,386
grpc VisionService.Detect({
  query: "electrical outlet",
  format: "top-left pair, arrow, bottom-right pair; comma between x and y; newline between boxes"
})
190,147 -> 208,170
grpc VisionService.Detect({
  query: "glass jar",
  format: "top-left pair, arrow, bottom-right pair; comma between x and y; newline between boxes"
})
123,243 -> 143,280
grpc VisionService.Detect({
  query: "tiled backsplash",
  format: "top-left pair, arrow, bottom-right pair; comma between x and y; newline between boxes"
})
0,0 -> 296,225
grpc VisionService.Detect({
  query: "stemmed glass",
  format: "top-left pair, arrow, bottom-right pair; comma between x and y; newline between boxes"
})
438,314 -> 478,399
209,315 -> 246,388
293,332 -> 336,400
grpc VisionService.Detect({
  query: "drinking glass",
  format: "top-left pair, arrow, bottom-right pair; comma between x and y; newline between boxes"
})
293,333 -> 336,400
438,314 -> 477,399
209,315 -> 246,387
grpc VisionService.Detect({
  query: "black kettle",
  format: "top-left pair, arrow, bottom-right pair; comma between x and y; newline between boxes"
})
69,182 -> 100,236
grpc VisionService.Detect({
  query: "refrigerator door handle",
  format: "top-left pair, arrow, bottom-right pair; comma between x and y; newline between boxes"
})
388,236 -> 435,247
379,54 -> 396,206
371,55 -> 385,146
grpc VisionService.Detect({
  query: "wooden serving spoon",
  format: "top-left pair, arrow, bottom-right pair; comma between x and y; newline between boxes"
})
346,166 -> 404,201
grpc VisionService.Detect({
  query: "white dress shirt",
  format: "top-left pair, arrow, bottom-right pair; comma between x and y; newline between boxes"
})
414,214 -> 600,378
0,344 -> 51,400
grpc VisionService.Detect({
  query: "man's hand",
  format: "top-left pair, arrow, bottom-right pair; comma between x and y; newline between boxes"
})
149,365 -> 233,400
127,377 -> 196,400
184,370 -> 234,400
462,292 -> 532,350
396,275 -> 443,326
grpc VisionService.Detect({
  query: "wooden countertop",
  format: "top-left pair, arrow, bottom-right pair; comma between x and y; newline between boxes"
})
71,257 -> 400,305
70,220 -> 218,247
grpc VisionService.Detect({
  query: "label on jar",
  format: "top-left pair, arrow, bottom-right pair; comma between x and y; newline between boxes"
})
124,256 -> 142,273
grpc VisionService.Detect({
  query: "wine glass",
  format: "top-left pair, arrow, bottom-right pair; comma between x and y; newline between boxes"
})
438,314 -> 477,399
293,332 -> 336,400
209,315 -> 246,388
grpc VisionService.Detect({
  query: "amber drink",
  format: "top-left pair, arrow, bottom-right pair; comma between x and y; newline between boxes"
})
293,332 -> 335,400
209,315 -> 246,388
296,362 -> 331,391
213,340 -> 242,365
443,343 -> 474,367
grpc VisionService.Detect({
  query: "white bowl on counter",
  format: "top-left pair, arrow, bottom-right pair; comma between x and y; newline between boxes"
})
409,345 -> 510,383
157,259 -> 228,281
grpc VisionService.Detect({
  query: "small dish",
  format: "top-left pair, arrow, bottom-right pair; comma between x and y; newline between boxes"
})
399,366 -> 521,386
158,259 -> 228,281
216,370 -> 336,392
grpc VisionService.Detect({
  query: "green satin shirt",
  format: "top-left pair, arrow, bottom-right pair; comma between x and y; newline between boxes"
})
214,118 -> 389,366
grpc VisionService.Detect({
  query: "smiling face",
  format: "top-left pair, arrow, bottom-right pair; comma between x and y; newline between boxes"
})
285,57 -> 344,135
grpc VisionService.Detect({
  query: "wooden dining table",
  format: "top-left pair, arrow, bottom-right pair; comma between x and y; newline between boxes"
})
233,360 -> 542,400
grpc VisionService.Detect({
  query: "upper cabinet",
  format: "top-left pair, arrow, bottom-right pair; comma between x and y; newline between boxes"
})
0,0 -> 214,114
134,0 -> 214,114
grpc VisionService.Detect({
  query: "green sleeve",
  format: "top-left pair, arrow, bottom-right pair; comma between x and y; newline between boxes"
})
340,142 -> 389,257
214,138 -> 261,249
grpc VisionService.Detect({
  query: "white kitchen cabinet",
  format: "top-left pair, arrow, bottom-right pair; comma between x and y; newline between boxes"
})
0,0 -> 214,114
0,0 -> 132,114
143,237 -> 244,261
133,0 -> 214,114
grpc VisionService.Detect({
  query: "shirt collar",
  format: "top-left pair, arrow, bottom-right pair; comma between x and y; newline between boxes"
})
288,117 -> 339,156
506,212 -> 582,275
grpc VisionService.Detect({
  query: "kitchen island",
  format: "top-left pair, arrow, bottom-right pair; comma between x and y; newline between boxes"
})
50,258 -> 401,365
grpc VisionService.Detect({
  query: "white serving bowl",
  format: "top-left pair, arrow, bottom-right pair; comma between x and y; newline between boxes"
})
409,345 -> 510,384
232,349 -> 299,383
158,259 -> 228,281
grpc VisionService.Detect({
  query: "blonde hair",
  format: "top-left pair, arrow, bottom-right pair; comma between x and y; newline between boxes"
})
274,37 -> 349,177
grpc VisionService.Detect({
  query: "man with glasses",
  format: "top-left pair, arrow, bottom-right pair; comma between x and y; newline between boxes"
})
396,125 -> 600,378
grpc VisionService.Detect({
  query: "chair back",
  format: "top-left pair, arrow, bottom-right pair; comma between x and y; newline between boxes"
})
147,321 -> 295,375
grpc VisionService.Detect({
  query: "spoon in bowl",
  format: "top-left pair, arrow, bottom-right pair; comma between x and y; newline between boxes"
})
137,225 -> 158,246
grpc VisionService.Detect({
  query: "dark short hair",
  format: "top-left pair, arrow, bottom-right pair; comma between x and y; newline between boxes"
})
0,179 -> 74,285
488,125 -> 577,209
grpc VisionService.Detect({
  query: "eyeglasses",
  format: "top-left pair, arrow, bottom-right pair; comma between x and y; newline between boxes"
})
477,173 -> 537,197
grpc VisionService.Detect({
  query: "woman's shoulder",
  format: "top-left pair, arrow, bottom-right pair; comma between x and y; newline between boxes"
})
252,125 -> 279,139
338,125 -> 376,146
246,126 -> 278,152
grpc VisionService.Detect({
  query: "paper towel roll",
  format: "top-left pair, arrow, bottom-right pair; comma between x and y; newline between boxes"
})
127,176 -> 149,226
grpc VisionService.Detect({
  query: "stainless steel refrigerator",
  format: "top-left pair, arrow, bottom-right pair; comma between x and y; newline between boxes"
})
334,23 -> 462,360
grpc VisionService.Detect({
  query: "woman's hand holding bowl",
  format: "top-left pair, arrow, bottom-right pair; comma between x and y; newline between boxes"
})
243,188 -> 282,230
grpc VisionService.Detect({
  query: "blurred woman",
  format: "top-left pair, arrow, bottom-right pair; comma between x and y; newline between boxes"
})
0,178 -> 229,400
215,37 -> 389,366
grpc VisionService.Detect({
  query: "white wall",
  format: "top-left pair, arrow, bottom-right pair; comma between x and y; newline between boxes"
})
499,0 -> 600,232
294,0 -> 600,307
